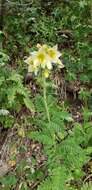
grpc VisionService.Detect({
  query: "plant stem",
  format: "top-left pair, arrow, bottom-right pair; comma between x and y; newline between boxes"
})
43,77 -> 50,123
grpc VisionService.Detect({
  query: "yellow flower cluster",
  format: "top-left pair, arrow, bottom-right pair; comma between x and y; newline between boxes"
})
25,44 -> 64,78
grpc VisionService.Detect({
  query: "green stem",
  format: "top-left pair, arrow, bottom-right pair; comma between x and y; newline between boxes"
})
43,77 -> 50,123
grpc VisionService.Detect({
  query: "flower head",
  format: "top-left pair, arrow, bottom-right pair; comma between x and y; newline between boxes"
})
25,44 -> 64,78
43,69 -> 50,78
47,45 -> 61,61
34,50 -> 47,66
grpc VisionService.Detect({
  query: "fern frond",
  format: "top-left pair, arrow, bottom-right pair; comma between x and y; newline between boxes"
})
38,167 -> 68,190
38,178 -> 52,190
81,182 -> 92,190
27,130 -> 54,146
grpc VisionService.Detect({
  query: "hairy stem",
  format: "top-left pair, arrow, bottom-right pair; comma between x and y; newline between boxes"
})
43,78 -> 50,123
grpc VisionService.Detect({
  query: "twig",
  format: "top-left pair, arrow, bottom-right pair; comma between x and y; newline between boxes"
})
83,174 -> 92,184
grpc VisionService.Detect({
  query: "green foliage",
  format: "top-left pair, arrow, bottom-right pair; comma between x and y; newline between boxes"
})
2,0 -> 92,85
0,50 -> 34,128
38,167 -> 69,190
81,182 -> 92,190
0,51 -> 9,66
27,91 -> 92,190
0,175 -> 17,189
0,0 -> 92,189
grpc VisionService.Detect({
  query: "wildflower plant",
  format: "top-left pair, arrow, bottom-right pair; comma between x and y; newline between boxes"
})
25,44 -> 64,123
25,44 -> 64,77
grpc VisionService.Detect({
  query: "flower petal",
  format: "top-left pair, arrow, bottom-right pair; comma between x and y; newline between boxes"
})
57,59 -> 64,68
46,61 -> 52,70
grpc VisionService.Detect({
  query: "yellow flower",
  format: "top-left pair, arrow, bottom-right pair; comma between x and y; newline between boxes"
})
33,47 -> 53,70
47,45 -> 61,62
48,48 -> 57,59
34,50 -> 46,65
33,50 -> 49,70
25,44 -> 64,77
43,69 -> 50,78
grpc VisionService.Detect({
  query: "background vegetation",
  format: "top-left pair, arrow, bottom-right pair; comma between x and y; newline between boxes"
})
0,0 -> 92,189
